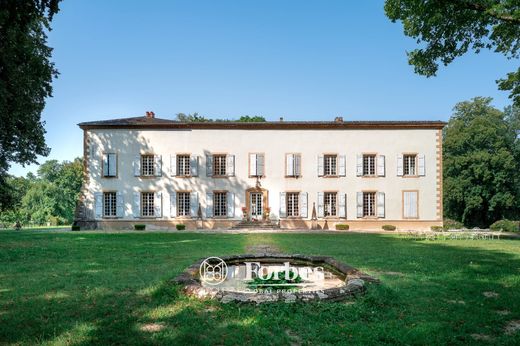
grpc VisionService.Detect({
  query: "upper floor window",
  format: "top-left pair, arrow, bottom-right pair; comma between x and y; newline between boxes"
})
324,155 -> 337,176
102,153 -> 117,177
141,155 -> 155,176
103,192 -> 117,217
285,154 -> 301,177
206,154 -> 235,177
214,192 -> 227,217
177,155 -> 191,176
213,155 -> 227,176
249,153 -> 265,177
403,154 -> 417,176
134,155 -> 161,177
141,192 -> 155,217
363,155 -> 376,176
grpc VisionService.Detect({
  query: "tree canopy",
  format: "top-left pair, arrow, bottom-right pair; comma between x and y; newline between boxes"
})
443,97 -> 520,227
0,0 -> 61,210
175,113 -> 266,122
385,0 -> 520,106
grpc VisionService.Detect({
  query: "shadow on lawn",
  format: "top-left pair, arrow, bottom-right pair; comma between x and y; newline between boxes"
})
1,234 -> 520,345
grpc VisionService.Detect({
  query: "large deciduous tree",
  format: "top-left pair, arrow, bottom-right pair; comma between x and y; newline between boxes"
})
385,0 -> 520,105
443,97 -> 520,227
0,0 -> 61,210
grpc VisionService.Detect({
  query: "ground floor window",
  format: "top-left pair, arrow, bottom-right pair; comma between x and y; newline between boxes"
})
286,192 -> 299,217
403,191 -> 418,218
141,192 -> 155,217
177,192 -> 190,217
363,192 -> 376,217
214,192 -> 227,217
324,192 -> 337,217
103,192 -> 116,217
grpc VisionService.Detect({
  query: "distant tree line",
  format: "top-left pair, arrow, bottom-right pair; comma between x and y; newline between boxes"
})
175,113 -> 266,122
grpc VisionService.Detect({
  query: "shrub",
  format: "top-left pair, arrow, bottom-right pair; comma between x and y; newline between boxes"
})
382,225 -> 396,231
134,224 -> 146,231
431,226 -> 443,232
443,219 -> 463,230
71,225 -> 80,231
176,224 -> 186,230
335,224 -> 349,231
490,219 -> 520,232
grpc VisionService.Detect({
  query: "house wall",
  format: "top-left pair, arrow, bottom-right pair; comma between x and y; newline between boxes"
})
79,127 -> 442,230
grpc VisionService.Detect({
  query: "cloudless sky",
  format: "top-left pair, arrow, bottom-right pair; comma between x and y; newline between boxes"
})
9,0 -> 518,176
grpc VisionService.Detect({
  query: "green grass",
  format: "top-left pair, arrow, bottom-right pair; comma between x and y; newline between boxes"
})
0,230 -> 520,345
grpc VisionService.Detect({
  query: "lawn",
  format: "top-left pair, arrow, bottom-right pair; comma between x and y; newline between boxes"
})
0,231 -> 519,345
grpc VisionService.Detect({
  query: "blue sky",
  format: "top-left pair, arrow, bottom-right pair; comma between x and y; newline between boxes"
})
9,0 -> 518,176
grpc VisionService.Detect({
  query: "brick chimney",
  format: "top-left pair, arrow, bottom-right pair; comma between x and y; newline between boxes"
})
145,111 -> 155,118
334,116 -> 344,123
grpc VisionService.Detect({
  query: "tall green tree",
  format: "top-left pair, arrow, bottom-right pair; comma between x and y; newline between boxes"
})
175,113 -> 266,122
443,97 -> 520,227
385,0 -> 520,106
0,0 -> 61,210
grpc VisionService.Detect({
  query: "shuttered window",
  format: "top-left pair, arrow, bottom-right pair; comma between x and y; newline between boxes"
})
324,192 -> 337,217
286,193 -> 299,217
177,192 -> 191,217
363,155 -> 376,176
214,192 -> 227,217
177,155 -> 190,176
103,192 -> 117,217
141,192 -> 155,217
324,155 -> 337,176
403,155 -> 417,176
213,155 -> 227,176
103,153 -> 117,177
403,191 -> 418,218
141,155 -> 155,176
363,192 -> 376,217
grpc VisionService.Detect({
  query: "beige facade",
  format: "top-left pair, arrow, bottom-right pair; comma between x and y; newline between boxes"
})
76,116 -> 445,230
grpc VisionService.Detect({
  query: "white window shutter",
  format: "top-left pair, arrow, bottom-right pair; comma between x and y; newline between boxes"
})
170,154 -> 177,176
133,192 -> 141,218
227,192 -> 234,218
300,192 -> 308,218
418,154 -> 425,176
102,154 -> 109,177
339,193 -> 346,218
190,192 -> 199,217
206,155 -> 213,176
170,191 -> 177,218
339,155 -> 346,176
377,192 -> 385,218
397,154 -> 404,176
206,192 -> 213,218
377,155 -> 385,177
356,155 -> 363,176
279,192 -> 287,218
317,192 -> 324,218
226,155 -> 235,176
108,154 -> 117,177
94,192 -> 103,219
116,192 -> 124,218
249,153 -> 257,176
257,154 -> 265,176
190,155 -> 199,176
295,154 -> 301,177
286,154 -> 294,176
404,191 -> 418,218
133,155 -> 141,176
318,155 -> 324,176
411,191 -> 418,217
154,192 -> 162,217
154,155 -> 162,176
356,192 -> 363,218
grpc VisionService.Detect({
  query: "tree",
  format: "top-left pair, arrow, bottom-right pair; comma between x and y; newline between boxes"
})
0,0 -> 61,210
237,116 -> 266,122
175,112 -> 210,122
175,113 -> 267,122
443,97 -> 520,227
385,0 -> 520,106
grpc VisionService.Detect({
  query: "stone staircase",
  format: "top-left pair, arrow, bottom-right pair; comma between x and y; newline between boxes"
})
231,220 -> 280,230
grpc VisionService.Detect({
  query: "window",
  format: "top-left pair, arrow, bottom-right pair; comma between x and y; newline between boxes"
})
177,192 -> 190,217
286,193 -> 299,217
103,192 -> 117,217
363,192 -> 376,217
324,192 -> 337,217
141,192 -> 155,217
363,155 -> 376,176
213,155 -> 227,176
403,191 -> 418,218
403,154 -> 417,176
214,192 -> 227,217
141,155 -> 155,176
249,153 -> 265,177
324,155 -> 337,176
177,155 -> 190,176
286,154 -> 301,177
103,153 -> 117,177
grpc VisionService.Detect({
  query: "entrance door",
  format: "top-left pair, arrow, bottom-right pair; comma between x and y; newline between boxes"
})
250,192 -> 263,219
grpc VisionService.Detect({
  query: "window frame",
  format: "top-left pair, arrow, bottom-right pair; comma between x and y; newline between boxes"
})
177,191 -> 191,217
141,191 -> 155,218
140,154 -> 156,177
285,153 -> 302,178
102,191 -> 117,218
286,191 -> 300,218
323,154 -> 338,177
362,153 -> 377,177
213,191 -> 228,218
324,191 -> 338,217
248,152 -> 266,178
176,154 -> 191,177
402,190 -> 419,219
403,153 -> 418,177
362,191 -> 377,218
212,154 -> 227,177
102,152 -> 118,178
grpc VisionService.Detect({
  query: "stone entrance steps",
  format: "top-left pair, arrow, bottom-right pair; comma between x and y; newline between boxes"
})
231,221 -> 280,230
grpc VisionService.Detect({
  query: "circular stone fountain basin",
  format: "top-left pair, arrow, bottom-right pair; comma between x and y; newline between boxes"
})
173,254 -> 379,304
